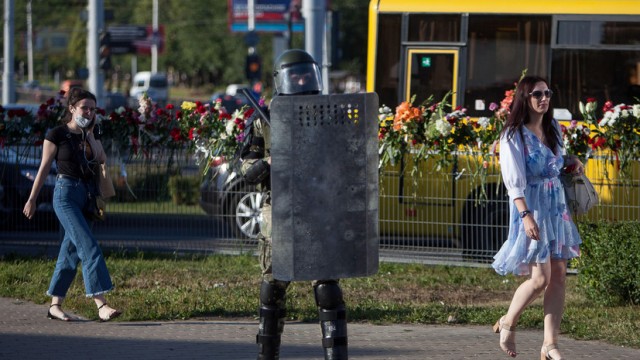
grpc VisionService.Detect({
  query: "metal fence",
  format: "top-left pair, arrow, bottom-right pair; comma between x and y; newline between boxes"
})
2,144 -> 638,266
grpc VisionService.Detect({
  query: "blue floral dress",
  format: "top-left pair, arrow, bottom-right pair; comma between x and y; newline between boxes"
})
492,123 -> 582,276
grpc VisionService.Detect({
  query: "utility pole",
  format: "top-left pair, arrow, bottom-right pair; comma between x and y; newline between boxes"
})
26,0 -> 34,83
87,0 -> 104,105
151,0 -> 158,73
2,0 -> 16,104
302,0 -> 328,94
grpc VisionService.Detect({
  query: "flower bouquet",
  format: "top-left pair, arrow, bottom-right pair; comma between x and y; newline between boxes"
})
578,98 -> 640,179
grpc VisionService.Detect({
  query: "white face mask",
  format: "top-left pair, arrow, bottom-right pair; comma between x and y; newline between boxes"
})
74,115 -> 93,129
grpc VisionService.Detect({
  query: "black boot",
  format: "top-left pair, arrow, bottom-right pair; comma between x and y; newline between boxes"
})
314,281 -> 348,360
256,305 -> 285,360
256,280 -> 287,360
319,305 -> 348,360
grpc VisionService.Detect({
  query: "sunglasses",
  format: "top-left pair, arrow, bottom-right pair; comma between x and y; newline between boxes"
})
529,89 -> 553,100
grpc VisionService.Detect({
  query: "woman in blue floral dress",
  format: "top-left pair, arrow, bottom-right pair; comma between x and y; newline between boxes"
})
491,76 -> 583,360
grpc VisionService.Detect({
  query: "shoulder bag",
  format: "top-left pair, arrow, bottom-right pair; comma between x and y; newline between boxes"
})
560,172 -> 599,215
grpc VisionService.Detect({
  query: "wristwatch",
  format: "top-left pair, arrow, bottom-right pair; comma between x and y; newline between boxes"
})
520,210 -> 532,218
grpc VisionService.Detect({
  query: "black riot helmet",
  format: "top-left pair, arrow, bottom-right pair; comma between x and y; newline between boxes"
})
273,49 -> 323,95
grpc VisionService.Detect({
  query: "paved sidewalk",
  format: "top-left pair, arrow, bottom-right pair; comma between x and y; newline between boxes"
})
1,298 -> 638,359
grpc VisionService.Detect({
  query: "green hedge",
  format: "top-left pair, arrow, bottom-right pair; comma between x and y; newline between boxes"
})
576,221 -> 640,306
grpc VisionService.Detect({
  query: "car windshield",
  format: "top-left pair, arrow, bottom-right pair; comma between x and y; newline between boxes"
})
150,78 -> 168,87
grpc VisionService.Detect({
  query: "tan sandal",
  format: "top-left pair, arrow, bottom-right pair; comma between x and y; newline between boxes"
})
541,344 -> 564,360
493,316 -> 517,357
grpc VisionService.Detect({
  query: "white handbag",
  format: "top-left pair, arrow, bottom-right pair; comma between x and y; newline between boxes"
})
560,173 -> 599,215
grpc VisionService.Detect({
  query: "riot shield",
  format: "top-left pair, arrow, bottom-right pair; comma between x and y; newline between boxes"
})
270,93 -> 379,281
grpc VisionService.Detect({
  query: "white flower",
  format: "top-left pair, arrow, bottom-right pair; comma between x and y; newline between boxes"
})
478,117 -> 490,128
633,104 -> 640,118
225,119 -> 236,135
435,118 -> 452,136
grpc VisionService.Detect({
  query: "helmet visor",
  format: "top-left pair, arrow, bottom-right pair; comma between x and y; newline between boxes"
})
275,63 -> 323,95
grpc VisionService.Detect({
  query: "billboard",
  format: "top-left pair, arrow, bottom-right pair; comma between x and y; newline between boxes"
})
108,25 -> 165,55
228,0 -> 304,32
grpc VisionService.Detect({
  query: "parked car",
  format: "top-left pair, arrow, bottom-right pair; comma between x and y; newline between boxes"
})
199,153 -> 510,259
210,92 -> 249,113
60,79 -> 84,94
199,157 -> 262,239
129,72 -> 169,106
103,91 -> 127,113
0,147 -> 58,230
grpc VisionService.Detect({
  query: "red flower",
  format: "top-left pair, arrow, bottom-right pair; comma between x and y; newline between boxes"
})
244,108 -> 255,118
170,128 -> 182,141
586,97 -> 597,103
589,135 -> 606,150
188,127 -> 195,140
602,101 -> 614,112
165,103 -> 174,110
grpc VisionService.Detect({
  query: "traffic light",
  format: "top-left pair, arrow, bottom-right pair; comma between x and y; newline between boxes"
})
99,31 -> 112,71
245,53 -> 262,82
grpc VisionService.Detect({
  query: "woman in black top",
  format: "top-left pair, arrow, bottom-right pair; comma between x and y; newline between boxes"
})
23,88 -> 121,322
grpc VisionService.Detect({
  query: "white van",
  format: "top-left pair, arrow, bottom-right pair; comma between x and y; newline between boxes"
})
129,72 -> 169,105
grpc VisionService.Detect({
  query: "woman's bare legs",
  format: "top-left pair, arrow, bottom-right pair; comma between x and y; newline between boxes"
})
499,261 -> 552,357
541,259 -> 567,359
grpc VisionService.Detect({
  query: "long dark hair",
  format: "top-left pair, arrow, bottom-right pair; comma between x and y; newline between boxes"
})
63,87 -> 97,123
501,75 -> 560,152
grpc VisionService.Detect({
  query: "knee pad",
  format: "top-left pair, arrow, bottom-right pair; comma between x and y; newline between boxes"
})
314,281 -> 344,309
260,280 -> 288,306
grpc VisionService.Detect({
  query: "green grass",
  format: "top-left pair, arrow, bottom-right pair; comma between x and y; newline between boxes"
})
107,201 -> 206,215
1,252 -> 638,348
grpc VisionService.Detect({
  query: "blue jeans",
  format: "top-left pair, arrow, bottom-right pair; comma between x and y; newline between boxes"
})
48,176 -> 113,298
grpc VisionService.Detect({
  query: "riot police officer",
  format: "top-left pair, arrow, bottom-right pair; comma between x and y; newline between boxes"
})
241,49 -> 348,360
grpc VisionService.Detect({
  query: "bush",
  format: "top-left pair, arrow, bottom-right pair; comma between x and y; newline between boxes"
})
576,221 -> 640,306
167,175 -> 200,205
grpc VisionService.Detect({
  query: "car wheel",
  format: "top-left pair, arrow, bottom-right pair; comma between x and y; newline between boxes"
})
226,187 -> 263,239
460,185 -> 510,263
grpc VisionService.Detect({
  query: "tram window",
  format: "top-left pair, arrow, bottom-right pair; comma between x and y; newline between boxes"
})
408,14 -> 461,42
558,20 -> 640,46
375,14 -> 402,108
464,15 -> 551,116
